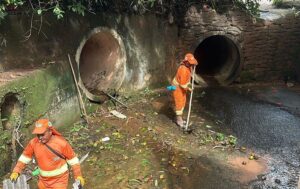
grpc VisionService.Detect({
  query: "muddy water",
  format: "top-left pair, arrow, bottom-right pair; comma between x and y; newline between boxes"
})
194,86 -> 300,189
156,147 -> 247,189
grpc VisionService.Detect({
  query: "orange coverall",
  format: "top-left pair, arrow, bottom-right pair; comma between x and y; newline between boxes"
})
13,135 -> 82,189
172,63 -> 192,115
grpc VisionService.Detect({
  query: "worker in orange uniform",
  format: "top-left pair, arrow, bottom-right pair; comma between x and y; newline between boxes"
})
10,119 -> 85,189
172,53 -> 198,128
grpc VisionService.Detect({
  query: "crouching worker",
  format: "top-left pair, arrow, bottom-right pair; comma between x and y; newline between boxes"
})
10,119 -> 85,189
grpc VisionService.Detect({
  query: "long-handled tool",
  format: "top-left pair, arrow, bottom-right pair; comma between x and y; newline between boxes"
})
67,54 -> 89,124
184,65 -> 196,132
101,91 -> 128,109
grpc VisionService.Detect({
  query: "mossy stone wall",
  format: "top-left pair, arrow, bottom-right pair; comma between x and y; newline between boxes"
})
0,64 -> 82,175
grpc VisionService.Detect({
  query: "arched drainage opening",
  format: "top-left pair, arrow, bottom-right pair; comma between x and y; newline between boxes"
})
76,28 -> 126,102
194,35 -> 241,85
0,93 -> 22,175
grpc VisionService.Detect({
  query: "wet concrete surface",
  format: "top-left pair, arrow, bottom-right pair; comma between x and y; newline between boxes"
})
167,154 -> 246,189
194,85 -> 300,189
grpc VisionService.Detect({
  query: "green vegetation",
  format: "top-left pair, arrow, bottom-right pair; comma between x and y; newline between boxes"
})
272,0 -> 284,7
233,0 -> 261,16
61,118 -> 166,188
0,0 -> 272,23
0,0 -> 162,22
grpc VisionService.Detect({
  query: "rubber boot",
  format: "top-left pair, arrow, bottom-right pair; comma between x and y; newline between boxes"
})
176,115 -> 184,128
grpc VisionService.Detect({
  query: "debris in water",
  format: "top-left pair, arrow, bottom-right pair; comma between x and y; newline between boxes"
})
286,82 -> 294,88
239,147 -> 247,153
248,153 -> 258,160
257,174 -> 266,181
275,178 -> 281,184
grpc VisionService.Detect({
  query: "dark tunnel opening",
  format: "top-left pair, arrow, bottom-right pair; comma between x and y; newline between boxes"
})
77,28 -> 126,102
0,93 -> 22,175
194,35 -> 241,85
1,93 -> 21,131
79,31 -> 121,93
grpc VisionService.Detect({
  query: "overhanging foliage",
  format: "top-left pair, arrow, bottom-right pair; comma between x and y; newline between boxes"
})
0,0 -> 271,22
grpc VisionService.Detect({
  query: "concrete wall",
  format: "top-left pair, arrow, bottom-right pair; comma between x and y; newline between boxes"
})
0,13 -> 178,175
0,13 -> 178,91
0,65 -> 80,175
1,6 -> 300,90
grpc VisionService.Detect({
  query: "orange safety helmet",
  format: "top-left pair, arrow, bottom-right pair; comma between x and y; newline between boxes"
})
32,119 -> 52,134
184,53 -> 198,65
32,119 -> 62,136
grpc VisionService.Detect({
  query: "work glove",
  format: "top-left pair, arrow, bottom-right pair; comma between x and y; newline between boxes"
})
76,176 -> 85,186
10,172 -> 19,182
32,167 -> 40,176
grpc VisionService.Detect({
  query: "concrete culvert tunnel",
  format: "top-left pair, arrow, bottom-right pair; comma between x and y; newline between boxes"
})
194,35 -> 241,85
0,93 -> 22,175
1,93 -> 22,131
76,28 -> 126,102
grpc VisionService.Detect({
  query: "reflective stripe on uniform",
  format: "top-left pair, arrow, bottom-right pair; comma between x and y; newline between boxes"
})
172,78 -> 179,86
180,82 -> 189,89
39,163 -> 68,177
175,108 -> 184,115
18,154 -> 32,164
172,78 -> 190,89
67,157 -> 79,166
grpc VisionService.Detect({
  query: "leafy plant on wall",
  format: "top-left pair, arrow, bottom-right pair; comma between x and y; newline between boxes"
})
0,0 -> 273,22
272,0 -> 285,7
233,0 -> 261,16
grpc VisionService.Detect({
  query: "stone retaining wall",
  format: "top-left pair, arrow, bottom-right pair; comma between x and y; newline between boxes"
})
179,5 -> 300,82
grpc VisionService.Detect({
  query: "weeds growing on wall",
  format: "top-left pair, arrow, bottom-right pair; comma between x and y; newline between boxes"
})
272,0 -> 284,7
233,0 -> 261,16
0,0 -> 274,23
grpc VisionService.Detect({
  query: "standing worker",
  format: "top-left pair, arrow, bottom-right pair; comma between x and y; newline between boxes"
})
10,119 -> 85,189
172,53 -> 198,128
